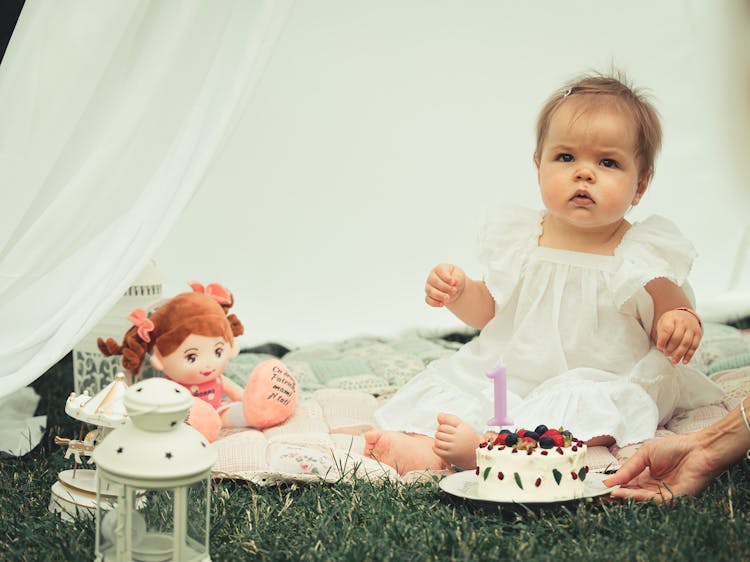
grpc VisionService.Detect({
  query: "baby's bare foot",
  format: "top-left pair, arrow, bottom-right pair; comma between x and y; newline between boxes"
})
432,413 -> 482,470
363,430 -> 444,474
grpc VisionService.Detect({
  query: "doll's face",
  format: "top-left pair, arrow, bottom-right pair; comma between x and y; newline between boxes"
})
151,334 -> 237,385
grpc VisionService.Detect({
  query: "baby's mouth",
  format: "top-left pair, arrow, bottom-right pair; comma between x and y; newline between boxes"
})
571,190 -> 594,204
201,370 -> 214,377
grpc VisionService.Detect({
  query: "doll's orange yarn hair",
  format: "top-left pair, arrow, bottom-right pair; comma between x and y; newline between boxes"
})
97,286 -> 244,374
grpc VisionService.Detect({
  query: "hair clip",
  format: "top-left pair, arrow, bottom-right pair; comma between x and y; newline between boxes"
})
128,308 -> 154,342
563,88 -> 573,98
189,281 -> 232,305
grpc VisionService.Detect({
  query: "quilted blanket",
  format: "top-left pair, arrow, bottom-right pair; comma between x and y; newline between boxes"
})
215,324 -> 750,484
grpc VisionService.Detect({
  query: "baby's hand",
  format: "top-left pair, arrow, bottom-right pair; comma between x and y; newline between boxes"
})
655,308 -> 703,365
425,263 -> 466,307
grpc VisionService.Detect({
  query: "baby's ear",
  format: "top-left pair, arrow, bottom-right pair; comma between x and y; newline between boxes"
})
150,349 -> 165,372
633,170 -> 652,205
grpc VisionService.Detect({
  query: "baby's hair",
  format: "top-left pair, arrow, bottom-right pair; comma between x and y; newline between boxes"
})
97,286 -> 244,373
534,70 -> 662,179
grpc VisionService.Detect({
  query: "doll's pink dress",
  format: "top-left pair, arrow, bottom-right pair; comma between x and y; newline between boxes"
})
374,206 -> 724,446
167,376 -> 226,409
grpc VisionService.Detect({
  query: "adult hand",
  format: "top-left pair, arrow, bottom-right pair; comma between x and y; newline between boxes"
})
425,264 -> 466,307
603,433 -> 717,502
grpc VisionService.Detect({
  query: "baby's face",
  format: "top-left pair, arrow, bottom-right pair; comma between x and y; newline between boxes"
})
155,333 -> 233,385
535,98 -> 647,231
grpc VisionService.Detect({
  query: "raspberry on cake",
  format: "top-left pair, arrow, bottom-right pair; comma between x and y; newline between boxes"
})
475,426 -> 589,502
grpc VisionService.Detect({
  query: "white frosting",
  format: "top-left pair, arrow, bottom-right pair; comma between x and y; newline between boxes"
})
476,443 -> 588,502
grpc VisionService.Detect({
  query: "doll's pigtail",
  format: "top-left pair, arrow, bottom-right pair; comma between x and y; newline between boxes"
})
227,313 -> 244,337
96,325 -> 150,373
120,326 -> 150,372
96,307 -> 155,374
222,291 -> 243,337
97,336 -> 122,357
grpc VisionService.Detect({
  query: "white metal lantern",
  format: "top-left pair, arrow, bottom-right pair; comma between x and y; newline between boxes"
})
92,378 -> 216,562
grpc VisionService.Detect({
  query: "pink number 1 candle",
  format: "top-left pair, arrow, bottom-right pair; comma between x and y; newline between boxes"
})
487,360 -> 513,427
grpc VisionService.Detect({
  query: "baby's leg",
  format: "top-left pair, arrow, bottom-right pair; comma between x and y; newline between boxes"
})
586,435 -> 615,447
432,413 -> 483,470
363,430 -> 445,474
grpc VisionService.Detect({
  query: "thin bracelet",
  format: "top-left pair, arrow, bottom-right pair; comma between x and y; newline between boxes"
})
741,396 -> 750,460
675,306 -> 703,329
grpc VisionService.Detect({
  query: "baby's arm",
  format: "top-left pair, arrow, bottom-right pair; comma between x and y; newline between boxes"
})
645,278 -> 702,364
425,263 -> 495,329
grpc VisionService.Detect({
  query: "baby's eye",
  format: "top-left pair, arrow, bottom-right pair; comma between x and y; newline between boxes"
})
600,158 -> 618,168
215,348 -> 223,359
186,353 -> 197,364
556,153 -> 574,162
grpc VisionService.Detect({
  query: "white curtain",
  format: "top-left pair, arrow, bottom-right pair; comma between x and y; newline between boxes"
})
0,0 -> 294,398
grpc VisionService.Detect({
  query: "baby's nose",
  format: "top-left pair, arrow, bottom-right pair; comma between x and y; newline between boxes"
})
574,167 -> 594,182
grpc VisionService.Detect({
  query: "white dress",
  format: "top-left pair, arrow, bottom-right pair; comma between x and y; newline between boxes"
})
375,206 -> 724,446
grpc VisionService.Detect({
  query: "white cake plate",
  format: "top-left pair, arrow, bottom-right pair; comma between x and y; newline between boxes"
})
439,470 -> 618,505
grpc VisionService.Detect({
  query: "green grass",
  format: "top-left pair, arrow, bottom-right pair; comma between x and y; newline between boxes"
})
2,355 -> 750,561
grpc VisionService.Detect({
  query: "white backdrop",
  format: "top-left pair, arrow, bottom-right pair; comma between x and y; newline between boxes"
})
155,0 -> 750,348
0,0 -> 294,397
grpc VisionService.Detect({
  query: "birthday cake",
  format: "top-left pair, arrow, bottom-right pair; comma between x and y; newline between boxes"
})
475,425 -> 588,502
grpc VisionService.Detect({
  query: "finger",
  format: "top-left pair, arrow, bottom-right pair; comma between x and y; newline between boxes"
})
425,289 -> 454,306
670,330 -> 694,364
603,446 -> 651,487
434,264 -> 458,286
656,316 -> 674,352
425,286 -> 451,306
444,264 -> 465,290
446,264 -> 457,285
427,272 -> 457,295
425,295 -> 445,308
682,332 -> 702,364
663,323 -> 686,358
425,284 -> 453,304
630,484 -> 676,504
425,284 -> 450,301
608,487 -> 664,503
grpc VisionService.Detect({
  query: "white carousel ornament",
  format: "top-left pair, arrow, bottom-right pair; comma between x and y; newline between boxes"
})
93,377 -> 216,562
49,373 -> 130,521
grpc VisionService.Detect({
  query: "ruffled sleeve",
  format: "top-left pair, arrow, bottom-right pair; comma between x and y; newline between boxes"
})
611,215 -> 697,310
477,205 -> 542,308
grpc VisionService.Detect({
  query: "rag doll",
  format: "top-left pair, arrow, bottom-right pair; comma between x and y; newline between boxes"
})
97,281 -> 297,442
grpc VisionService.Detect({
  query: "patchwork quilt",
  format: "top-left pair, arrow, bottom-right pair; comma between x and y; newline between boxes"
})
216,324 -> 750,485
